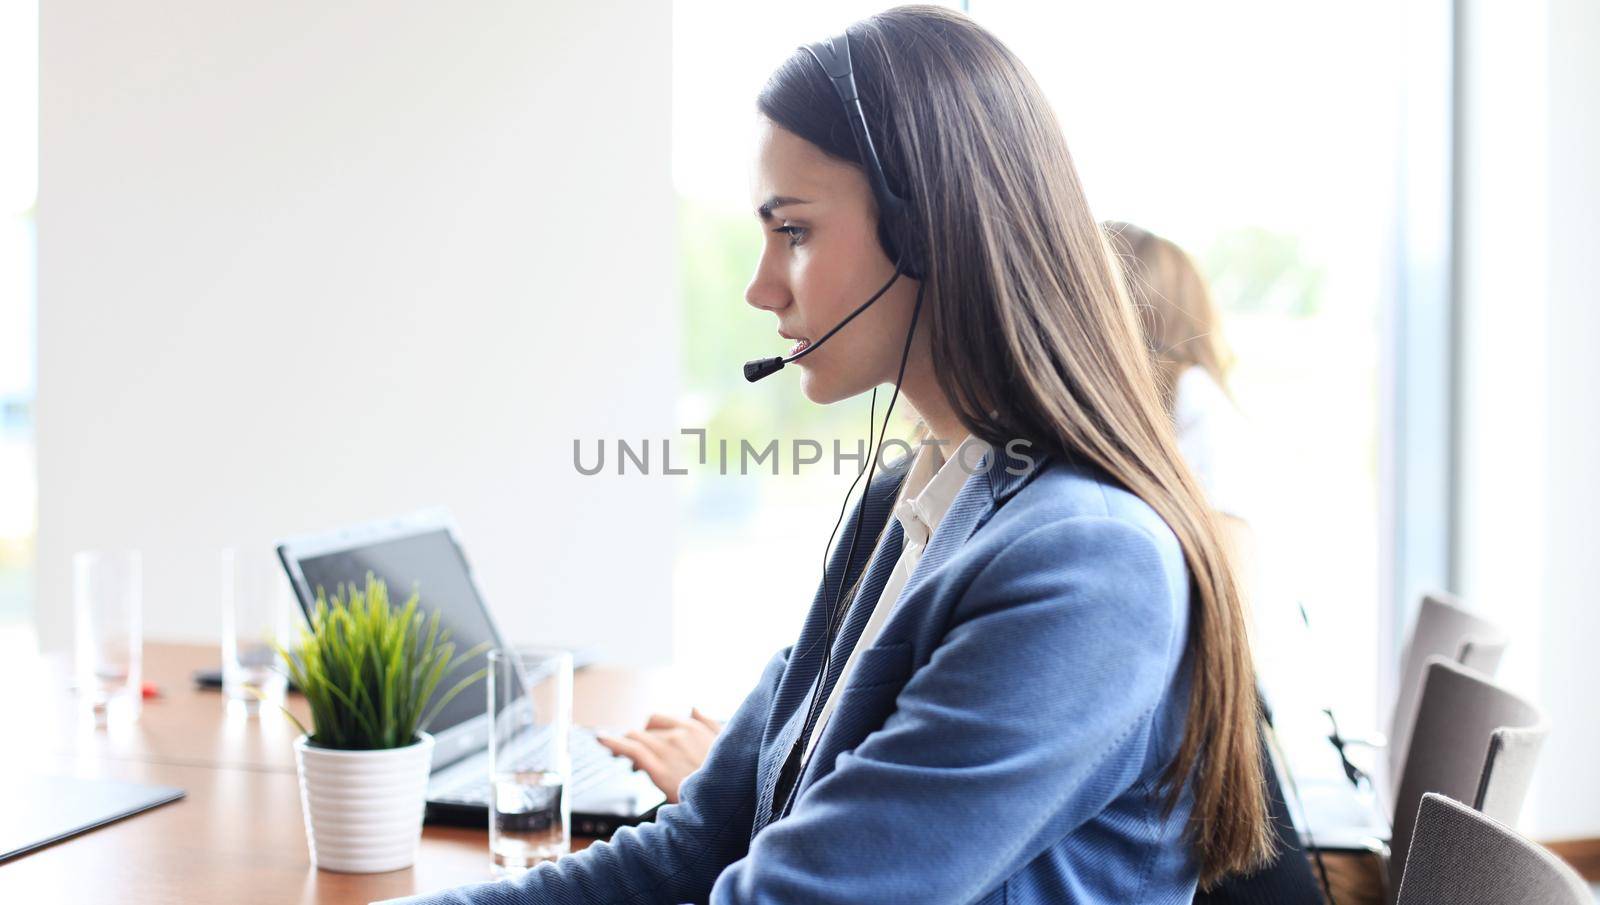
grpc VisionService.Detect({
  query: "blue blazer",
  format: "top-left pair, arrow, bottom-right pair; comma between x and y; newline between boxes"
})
399,450 -> 1199,904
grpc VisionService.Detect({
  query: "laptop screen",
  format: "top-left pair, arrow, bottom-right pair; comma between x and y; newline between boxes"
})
291,528 -> 500,738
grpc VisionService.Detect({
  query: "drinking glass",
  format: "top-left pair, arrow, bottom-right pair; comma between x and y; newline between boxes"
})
73,550 -> 143,722
220,547 -> 293,711
487,647 -> 573,875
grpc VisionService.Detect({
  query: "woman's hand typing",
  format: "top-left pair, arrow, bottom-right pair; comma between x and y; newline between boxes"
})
598,708 -> 724,803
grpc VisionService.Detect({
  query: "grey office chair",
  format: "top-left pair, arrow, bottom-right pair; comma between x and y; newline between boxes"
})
1385,592 -> 1508,806
1385,657 -> 1548,896
1396,793 -> 1590,905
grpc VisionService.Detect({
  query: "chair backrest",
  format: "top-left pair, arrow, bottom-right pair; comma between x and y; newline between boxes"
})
1388,591 -> 1508,785
1387,658 -> 1548,892
1397,793 -> 1590,905
1474,720 -> 1549,821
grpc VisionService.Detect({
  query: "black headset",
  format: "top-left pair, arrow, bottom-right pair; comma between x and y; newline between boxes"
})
741,31 -> 922,384
746,30 -> 927,823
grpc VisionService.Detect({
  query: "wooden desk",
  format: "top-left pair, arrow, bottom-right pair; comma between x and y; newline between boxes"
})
0,642 -> 679,904
2,642 -> 1385,904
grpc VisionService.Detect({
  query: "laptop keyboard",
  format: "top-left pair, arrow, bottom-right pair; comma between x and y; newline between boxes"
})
429,726 -> 634,806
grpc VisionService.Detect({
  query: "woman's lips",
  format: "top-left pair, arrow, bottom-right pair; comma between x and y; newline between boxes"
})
788,337 -> 812,357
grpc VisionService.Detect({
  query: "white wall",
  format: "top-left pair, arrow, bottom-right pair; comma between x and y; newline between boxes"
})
36,1 -> 678,665
1457,0 -> 1600,840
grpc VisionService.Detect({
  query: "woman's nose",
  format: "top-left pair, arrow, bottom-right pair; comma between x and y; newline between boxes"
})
744,254 -> 790,313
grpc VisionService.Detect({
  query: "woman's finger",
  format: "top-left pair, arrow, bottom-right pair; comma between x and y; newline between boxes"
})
690,707 -> 724,731
645,712 -> 685,731
626,729 -> 672,759
618,731 -> 686,804
655,726 -> 692,753
597,734 -> 665,779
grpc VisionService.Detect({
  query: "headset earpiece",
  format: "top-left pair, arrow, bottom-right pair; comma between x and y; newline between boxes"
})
803,34 -> 923,280
876,196 -> 923,280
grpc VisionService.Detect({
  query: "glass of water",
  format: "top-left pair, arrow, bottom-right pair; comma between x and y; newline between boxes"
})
220,547 -> 292,712
487,647 -> 573,875
73,550 -> 143,722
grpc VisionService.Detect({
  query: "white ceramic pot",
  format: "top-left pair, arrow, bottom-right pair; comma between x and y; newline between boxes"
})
294,732 -> 435,873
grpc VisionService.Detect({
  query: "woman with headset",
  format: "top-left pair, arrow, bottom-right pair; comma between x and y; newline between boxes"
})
399,7 -> 1270,903
600,228 -> 1263,807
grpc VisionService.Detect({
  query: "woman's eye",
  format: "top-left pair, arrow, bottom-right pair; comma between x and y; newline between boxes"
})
771,225 -> 807,247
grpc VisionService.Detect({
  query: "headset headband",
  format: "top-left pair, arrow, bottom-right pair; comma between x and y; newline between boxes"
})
802,33 -> 919,277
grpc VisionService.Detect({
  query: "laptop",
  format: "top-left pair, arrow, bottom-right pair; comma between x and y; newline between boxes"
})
276,509 -> 665,837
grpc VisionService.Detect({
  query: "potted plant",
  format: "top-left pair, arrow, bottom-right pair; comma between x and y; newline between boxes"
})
274,573 -> 488,873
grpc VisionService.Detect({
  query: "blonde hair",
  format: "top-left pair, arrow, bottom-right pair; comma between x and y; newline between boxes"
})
1105,221 -> 1235,413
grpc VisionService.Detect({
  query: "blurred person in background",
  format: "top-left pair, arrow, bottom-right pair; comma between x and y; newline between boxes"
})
1105,221 -> 1257,588
1107,220 -> 1320,903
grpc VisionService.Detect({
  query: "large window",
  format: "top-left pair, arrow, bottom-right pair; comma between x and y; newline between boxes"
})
974,1 -> 1402,736
672,0 -> 1405,733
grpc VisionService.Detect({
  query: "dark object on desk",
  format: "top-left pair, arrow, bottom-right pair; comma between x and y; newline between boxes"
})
191,666 -> 300,693
193,645 -> 598,694
0,775 -> 185,863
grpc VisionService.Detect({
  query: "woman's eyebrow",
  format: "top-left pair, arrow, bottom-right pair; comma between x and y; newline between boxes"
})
757,195 -> 811,221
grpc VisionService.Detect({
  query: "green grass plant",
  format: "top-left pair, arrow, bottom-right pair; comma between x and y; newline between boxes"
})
275,573 -> 489,750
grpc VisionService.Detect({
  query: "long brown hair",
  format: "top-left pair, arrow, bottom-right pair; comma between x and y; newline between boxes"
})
759,6 -> 1271,886
1105,221 -> 1236,413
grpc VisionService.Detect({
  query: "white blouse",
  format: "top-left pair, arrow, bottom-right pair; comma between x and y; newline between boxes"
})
1171,365 -> 1254,522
